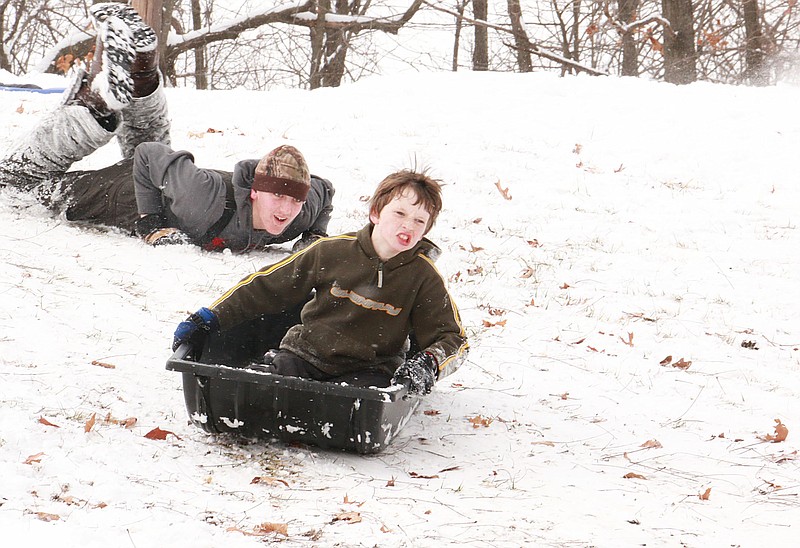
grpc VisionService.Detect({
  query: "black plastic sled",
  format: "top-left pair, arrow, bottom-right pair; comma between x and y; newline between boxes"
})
165,305 -> 421,454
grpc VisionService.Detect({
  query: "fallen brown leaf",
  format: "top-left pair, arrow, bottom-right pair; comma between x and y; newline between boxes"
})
254,522 -> 288,536
332,511 -> 362,524
409,471 -> 440,479
620,332 -> 634,347
659,355 -> 673,366
672,358 -> 692,370
145,427 -> 181,440
24,452 -> 45,465
760,418 -> 789,443
699,487 -> 712,500
623,472 -> 647,480
38,417 -> 60,428
251,476 -> 290,487
468,415 -> 493,428
91,360 -> 116,369
481,319 -> 507,328
494,180 -> 512,200
84,413 -> 96,433
640,439 -> 662,449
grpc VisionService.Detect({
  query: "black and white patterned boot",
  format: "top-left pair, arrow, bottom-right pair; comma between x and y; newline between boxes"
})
90,3 -> 157,55
90,15 -> 135,111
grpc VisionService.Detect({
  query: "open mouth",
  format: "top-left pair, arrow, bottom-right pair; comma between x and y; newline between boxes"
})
397,233 -> 411,246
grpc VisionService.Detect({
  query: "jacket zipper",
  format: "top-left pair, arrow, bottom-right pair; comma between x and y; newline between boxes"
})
377,262 -> 384,288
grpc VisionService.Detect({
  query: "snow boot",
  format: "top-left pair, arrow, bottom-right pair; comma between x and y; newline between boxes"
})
90,2 -> 160,98
63,14 -> 135,127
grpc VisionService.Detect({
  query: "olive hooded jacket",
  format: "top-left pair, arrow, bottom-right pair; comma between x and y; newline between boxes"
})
210,224 -> 468,378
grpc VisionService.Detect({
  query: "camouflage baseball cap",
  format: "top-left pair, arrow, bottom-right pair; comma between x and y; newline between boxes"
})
252,145 -> 311,201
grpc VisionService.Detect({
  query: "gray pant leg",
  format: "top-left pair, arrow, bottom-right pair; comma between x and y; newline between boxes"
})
116,85 -> 171,159
0,105 -> 113,193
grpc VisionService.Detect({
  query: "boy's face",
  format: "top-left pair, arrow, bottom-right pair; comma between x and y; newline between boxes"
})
369,188 -> 431,260
250,190 -> 304,235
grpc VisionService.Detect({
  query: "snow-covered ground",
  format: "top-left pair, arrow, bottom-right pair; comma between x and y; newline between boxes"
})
1,68 -> 799,547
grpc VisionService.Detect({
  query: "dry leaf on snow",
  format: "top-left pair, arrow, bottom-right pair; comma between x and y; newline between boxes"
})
84,413 -> 96,433
251,476 -> 289,487
332,511 -> 362,524
699,487 -> 712,500
409,471 -> 440,479
34,512 -> 60,522
38,417 -> 60,428
759,418 -> 789,443
468,415 -> 493,428
145,427 -> 181,440
672,358 -> 692,370
494,180 -> 512,200
482,319 -> 507,328
623,472 -> 647,480
640,439 -> 662,449
254,522 -> 288,536
24,452 -> 44,465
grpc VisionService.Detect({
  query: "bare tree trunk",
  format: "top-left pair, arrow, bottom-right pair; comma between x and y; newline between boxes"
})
472,0 -> 488,71
132,0 -> 178,85
570,0 -> 581,63
191,0 -> 207,89
661,0 -> 696,84
452,0 -> 469,71
507,0 -> 531,72
742,0 -> 767,85
309,0 -> 328,89
619,0 -> 639,76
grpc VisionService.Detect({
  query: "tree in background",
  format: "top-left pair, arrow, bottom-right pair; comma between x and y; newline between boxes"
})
661,0 -> 696,84
742,0 -> 768,85
506,0 -> 531,72
4,1 -> 800,88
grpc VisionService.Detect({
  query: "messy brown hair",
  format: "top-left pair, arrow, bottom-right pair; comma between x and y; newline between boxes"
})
368,170 -> 443,233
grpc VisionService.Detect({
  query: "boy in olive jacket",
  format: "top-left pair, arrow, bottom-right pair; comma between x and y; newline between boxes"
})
174,170 -> 468,394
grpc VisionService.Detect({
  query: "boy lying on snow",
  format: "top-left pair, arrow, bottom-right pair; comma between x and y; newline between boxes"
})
173,169 -> 469,394
0,3 -> 334,253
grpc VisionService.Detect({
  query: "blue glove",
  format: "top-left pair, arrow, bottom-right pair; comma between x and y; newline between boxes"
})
172,307 -> 219,351
392,352 -> 438,395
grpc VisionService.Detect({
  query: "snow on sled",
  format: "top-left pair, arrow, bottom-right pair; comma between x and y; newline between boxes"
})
166,308 -> 421,454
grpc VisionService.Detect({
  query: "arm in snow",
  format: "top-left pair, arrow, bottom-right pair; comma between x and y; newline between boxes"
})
133,142 -> 226,238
